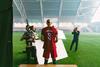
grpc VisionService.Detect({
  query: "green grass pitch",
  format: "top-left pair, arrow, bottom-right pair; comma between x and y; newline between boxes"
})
13,32 -> 100,67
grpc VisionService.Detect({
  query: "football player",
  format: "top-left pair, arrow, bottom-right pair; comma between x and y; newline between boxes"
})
41,19 -> 58,64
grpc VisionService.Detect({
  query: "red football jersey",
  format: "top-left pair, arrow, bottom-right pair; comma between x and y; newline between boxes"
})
41,26 -> 58,50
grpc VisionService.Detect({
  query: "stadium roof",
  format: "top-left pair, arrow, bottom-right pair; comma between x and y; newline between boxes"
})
13,0 -> 100,23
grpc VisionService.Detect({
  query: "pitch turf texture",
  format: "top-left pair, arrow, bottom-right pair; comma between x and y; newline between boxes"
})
13,32 -> 100,67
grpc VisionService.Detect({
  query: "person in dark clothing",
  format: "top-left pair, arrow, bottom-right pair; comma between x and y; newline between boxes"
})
70,27 -> 80,51
20,25 -> 38,64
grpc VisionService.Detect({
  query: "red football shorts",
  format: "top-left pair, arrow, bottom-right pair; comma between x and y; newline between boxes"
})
43,48 -> 57,59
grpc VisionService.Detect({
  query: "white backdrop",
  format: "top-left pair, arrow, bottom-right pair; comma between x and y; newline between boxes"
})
33,30 -> 68,64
